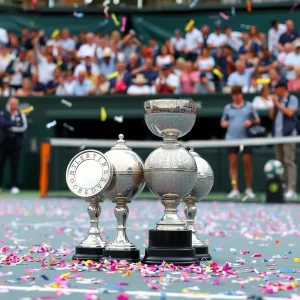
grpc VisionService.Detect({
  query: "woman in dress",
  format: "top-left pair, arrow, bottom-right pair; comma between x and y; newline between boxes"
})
180,60 -> 198,94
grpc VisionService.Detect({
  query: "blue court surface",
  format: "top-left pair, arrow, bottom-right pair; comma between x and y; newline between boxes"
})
0,197 -> 300,300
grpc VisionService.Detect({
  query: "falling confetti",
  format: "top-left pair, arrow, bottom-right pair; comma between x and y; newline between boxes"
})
63,123 -> 75,131
231,7 -> 236,16
107,71 -> 119,79
111,13 -> 120,26
73,12 -> 84,18
99,19 -> 109,27
46,120 -> 57,129
100,107 -> 107,121
219,12 -> 229,20
114,115 -> 124,123
20,105 -> 34,114
246,0 -> 252,12
290,3 -> 298,13
121,17 -> 127,32
189,0 -> 198,8
185,20 -> 194,32
61,99 -> 73,108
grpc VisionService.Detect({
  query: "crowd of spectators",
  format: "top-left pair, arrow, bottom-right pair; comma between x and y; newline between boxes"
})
0,19 -> 299,101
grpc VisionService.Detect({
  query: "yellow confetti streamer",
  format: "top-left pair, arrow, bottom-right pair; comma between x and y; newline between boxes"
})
56,60 -> 63,67
51,29 -> 60,38
294,258 -> 300,262
111,13 -> 120,26
100,107 -> 107,122
20,105 -> 34,114
185,20 -> 195,32
212,68 -> 223,78
60,272 -> 70,278
256,78 -> 271,85
107,71 -> 119,80
51,283 -> 60,288
182,288 -> 189,293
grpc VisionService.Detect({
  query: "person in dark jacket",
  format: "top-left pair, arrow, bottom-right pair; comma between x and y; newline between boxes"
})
269,79 -> 299,200
0,97 -> 27,194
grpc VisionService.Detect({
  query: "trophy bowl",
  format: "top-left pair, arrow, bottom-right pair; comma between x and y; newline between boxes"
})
144,99 -> 196,139
144,146 -> 197,198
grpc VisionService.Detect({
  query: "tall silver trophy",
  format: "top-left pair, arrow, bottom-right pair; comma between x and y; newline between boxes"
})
102,134 -> 145,262
66,150 -> 113,260
142,99 -> 199,265
183,148 -> 214,261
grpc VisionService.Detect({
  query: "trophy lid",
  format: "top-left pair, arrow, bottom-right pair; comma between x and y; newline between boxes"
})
111,134 -> 132,151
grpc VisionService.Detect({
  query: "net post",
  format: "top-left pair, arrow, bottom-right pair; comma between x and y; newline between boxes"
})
39,142 -> 51,197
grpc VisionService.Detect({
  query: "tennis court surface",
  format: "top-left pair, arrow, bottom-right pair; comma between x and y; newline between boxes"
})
0,196 -> 300,299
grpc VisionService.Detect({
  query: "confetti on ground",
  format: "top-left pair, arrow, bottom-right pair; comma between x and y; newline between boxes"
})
61,99 -> 73,108
63,123 -> 75,131
46,120 -> 57,129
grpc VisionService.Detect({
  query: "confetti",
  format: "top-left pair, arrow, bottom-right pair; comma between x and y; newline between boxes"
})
114,116 -> 124,123
63,123 -> 74,131
61,99 -> 73,107
31,0 -> 37,10
252,253 -> 262,257
246,0 -> 252,12
107,71 -> 119,79
51,29 -> 60,38
111,13 -> 120,26
212,68 -> 223,78
256,78 -> 271,84
185,20 -> 195,32
231,7 -> 236,16
219,12 -> 229,20
99,19 -> 109,26
241,196 -> 248,202
100,107 -> 107,121
294,258 -> 300,262
46,120 -> 57,129
189,0 -> 198,8
73,12 -> 84,18
240,24 -> 251,29
121,17 -> 127,32
290,3 -> 298,13
279,268 -> 295,273
20,105 -> 34,114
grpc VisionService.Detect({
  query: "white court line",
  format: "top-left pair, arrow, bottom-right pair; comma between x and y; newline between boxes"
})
0,286 -> 289,299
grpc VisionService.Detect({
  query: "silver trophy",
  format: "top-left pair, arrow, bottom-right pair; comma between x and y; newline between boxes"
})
142,99 -> 199,265
183,148 -> 214,261
102,134 -> 145,262
66,150 -> 113,260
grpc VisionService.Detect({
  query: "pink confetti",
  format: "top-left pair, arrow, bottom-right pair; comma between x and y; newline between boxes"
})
219,12 -> 229,20
252,253 -> 262,257
290,3 -> 298,13
117,293 -> 129,300
121,17 -> 127,32
213,279 -> 221,285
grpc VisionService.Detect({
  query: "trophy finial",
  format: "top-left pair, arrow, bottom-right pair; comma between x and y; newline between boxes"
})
118,134 -> 124,140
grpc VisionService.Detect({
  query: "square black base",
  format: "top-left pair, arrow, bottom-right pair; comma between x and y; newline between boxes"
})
142,229 -> 199,266
103,249 -> 141,263
72,245 -> 104,261
194,245 -> 212,261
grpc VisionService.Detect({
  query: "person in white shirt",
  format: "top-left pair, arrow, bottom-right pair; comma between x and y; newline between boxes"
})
0,28 -> 8,46
194,47 -> 215,81
170,29 -> 186,58
252,86 -> 274,110
268,19 -> 286,56
184,20 -> 203,62
278,43 -> 293,65
127,74 -> 152,95
77,32 -> 97,60
74,55 -> 100,78
207,24 -> 227,55
58,28 -> 76,56
156,45 -> 174,68
155,63 -> 179,94
224,26 -> 243,52
55,70 -> 75,96
284,39 -> 300,80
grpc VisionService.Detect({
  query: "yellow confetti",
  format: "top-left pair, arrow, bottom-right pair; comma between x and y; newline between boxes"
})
256,78 -> 271,85
49,258 -> 56,265
60,272 -> 70,278
185,19 -> 195,32
111,13 -> 120,26
51,283 -> 60,288
294,258 -> 300,262
182,288 -> 189,293
107,71 -> 119,79
20,105 -> 34,114
100,107 -> 107,122
212,68 -> 223,78
124,270 -> 132,276
51,29 -> 60,38
56,60 -> 63,67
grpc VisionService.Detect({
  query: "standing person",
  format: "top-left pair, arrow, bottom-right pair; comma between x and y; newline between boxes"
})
220,86 -> 261,199
269,79 -> 299,199
0,97 -> 27,194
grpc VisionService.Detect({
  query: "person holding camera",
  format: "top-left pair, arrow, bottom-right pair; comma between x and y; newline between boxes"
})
270,79 -> 299,199
221,86 -> 261,199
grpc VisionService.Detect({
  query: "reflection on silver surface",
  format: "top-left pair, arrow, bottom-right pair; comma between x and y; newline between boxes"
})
144,99 -> 198,231
104,134 -> 145,251
183,149 -> 214,247
66,150 -> 113,249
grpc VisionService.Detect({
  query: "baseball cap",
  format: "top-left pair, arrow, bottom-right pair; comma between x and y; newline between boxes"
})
275,78 -> 288,88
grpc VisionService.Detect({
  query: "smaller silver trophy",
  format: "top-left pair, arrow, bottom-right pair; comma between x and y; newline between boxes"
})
66,150 -> 113,260
102,134 -> 145,262
183,148 -> 214,261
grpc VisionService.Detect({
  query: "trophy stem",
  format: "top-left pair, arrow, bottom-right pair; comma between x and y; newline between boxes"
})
155,194 -> 187,231
80,199 -> 105,248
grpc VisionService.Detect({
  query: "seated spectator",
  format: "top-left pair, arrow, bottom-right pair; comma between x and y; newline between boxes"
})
242,74 -> 262,93
207,24 -> 227,55
278,20 -> 299,52
76,32 -> 97,60
215,46 -> 236,85
227,60 -> 255,88
288,66 -> 300,92
109,30 -> 121,53
248,25 -> 265,54
75,31 -> 87,51
6,47 -> 31,91
268,68 -> 281,92
284,39 -> 300,80
258,47 -> 277,78
268,19 -> 286,56
72,71 -> 93,96
184,20 -> 203,62
109,61 -> 131,94
15,78 -> 33,96
148,37 -> 160,58
0,77 -> 12,96
252,86 -> 274,110
119,30 -> 141,63
180,60 -> 198,94
0,44 -> 14,73
55,70 -> 74,96
174,57 -> 186,77
132,57 -> 158,86
93,73 -> 109,95
194,73 -> 215,94
58,28 -> 76,57
46,68 -> 61,95
243,46 -> 259,68
277,42 -> 293,65
170,29 -> 186,59
194,47 -> 215,82
98,48 -> 116,79
32,72 -> 46,96
127,53 -> 142,73
156,45 -> 174,68
74,55 -> 100,78
224,26 -> 243,53
155,63 -> 179,94
201,24 -> 210,47
9,35 -> 21,57
127,74 -> 152,95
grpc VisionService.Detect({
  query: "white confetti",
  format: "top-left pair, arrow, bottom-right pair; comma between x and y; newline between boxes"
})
230,248 -> 236,252
63,123 -> 75,131
187,286 -> 200,291
61,99 -> 73,107
242,196 -> 248,202
46,120 -> 57,129
114,115 -> 124,123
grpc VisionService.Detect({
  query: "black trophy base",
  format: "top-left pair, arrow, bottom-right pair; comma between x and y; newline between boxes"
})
103,249 -> 141,263
194,245 -> 212,261
142,229 -> 199,266
72,245 -> 104,261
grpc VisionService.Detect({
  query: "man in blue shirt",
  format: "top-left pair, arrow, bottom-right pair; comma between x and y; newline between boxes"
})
269,79 -> 299,199
278,20 -> 299,52
221,86 -> 260,199
227,60 -> 255,89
